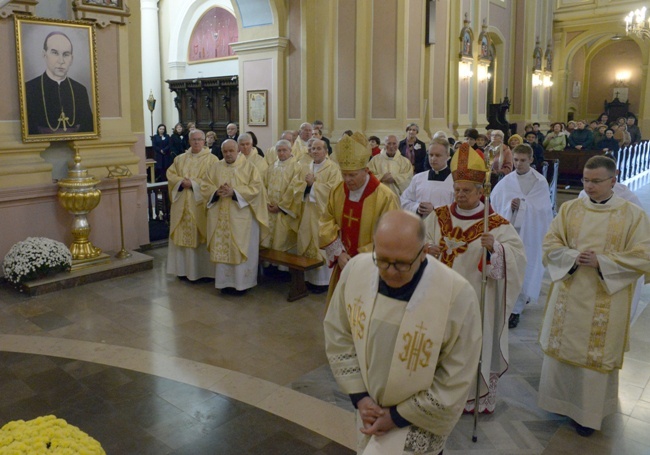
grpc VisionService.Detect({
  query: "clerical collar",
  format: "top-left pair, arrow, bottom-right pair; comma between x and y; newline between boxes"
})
348,174 -> 370,202
428,167 -> 450,181
456,201 -> 484,217
589,193 -> 614,204
378,258 -> 428,302
516,169 -> 531,176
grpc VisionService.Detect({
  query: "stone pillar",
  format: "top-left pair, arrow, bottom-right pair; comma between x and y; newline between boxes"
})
141,0 -> 162,145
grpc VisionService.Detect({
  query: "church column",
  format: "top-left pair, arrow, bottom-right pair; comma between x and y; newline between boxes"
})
230,38 -> 289,150
140,0 -> 162,145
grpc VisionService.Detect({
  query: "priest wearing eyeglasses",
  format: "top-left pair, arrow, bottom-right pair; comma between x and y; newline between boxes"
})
324,210 -> 482,455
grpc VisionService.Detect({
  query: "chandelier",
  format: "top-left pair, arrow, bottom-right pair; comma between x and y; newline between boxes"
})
625,7 -> 650,39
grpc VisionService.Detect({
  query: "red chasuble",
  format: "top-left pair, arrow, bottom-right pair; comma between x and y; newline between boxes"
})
341,174 -> 381,257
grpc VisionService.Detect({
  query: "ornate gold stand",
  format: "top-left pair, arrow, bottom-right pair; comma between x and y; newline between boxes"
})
57,150 -> 109,270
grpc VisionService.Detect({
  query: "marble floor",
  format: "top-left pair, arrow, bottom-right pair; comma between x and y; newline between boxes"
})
0,184 -> 649,454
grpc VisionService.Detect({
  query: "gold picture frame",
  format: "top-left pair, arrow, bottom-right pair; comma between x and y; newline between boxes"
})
14,16 -> 100,143
247,90 -> 267,126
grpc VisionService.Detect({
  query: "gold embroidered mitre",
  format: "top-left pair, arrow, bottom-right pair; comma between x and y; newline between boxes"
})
336,132 -> 371,170
451,142 -> 487,184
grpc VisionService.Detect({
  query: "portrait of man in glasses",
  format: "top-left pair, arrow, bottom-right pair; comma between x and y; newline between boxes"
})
324,210 -> 482,454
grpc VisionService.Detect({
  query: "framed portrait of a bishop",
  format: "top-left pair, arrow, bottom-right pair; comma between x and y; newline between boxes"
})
15,16 -> 100,142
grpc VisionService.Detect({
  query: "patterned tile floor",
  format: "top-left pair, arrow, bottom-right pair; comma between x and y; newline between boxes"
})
0,183 -> 648,454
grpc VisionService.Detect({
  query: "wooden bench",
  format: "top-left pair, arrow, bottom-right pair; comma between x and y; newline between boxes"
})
259,248 -> 325,301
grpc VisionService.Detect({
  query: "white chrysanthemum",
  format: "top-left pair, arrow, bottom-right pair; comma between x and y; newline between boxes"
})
2,237 -> 72,285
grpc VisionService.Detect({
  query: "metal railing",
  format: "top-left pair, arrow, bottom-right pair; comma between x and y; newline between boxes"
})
616,140 -> 650,191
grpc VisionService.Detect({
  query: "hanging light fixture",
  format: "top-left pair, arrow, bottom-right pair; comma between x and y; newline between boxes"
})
624,7 -> 650,39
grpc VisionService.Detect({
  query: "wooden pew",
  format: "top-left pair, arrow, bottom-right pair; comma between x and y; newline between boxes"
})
259,248 -> 325,302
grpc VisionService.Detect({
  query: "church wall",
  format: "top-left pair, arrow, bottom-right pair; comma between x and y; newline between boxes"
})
287,0 -> 301,120
0,0 -> 149,267
587,41 -> 642,119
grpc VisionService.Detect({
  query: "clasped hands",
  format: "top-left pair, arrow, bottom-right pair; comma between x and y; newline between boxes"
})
216,183 -> 234,198
575,250 -> 599,268
357,396 -> 396,437
181,178 -> 193,189
305,172 -> 315,186
381,172 -> 395,184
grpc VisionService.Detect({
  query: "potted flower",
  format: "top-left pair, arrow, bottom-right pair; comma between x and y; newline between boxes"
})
0,415 -> 105,454
2,237 -> 72,288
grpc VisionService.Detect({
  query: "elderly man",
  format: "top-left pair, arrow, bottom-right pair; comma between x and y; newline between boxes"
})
25,31 -> 94,135
290,138 -> 341,291
320,132 -> 400,303
202,139 -> 269,294
324,210 -> 482,454
265,139 -> 300,253
490,144 -> 553,329
538,156 -> 650,437
424,143 -> 526,413
292,122 -> 313,163
368,134 -> 413,196
485,130 -> 512,177
166,129 -> 219,281
225,122 -> 239,141
265,130 -> 295,166
238,133 -> 268,183
400,137 -> 454,217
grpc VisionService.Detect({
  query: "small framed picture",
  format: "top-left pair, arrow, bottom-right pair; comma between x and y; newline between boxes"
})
247,90 -> 268,126
15,16 -> 100,142
80,0 -> 122,8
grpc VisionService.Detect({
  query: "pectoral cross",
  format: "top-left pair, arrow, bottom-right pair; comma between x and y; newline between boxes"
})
57,111 -> 69,132
343,209 -> 359,228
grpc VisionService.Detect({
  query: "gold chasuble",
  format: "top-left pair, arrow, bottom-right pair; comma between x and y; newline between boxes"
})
541,196 -> 650,373
167,148 -> 219,248
202,154 -> 269,264
324,254 -> 482,454
424,203 -> 526,412
290,159 -> 342,260
265,156 -> 301,251
319,176 -> 400,301
367,150 -> 414,196
244,152 -> 269,185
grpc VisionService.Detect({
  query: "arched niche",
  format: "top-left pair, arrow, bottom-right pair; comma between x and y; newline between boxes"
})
188,6 -> 238,62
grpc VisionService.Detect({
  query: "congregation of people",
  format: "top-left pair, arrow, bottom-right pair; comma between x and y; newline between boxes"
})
158,117 -> 649,453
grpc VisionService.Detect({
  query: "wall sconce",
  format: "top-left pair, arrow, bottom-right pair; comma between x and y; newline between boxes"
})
615,70 -> 631,86
459,61 -> 473,80
543,74 -> 553,88
477,64 -> 491,82
532,72 -> 543,87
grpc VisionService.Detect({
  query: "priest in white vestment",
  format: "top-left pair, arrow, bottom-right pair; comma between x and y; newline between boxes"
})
290,139 -> 341,288
424,143 -> 526,414
400,137 -> 454,217
539,156 -> 650,436
265,139 -> 300,252
202,139 -> 269,294
367,135 -> 413,196
325,210 -> 482,455
579,182 -> 646,325
166,129 -> 219,281
264,130 -> 295,166
238,133 -> 268,184
490,144 -> 553,329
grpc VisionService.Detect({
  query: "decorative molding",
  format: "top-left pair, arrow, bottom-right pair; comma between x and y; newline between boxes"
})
230,37 -> 289,55
72,0 -> 130,28
0,0 -> 38,19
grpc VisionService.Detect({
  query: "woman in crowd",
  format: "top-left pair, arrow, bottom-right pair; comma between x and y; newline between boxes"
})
368,135 -> 381,156
206,131 -> 222,160
399,123 -> 428,173
543,122 -> 568,151
614,123 -> 631,148
508,134 -> 523,149
170,122 -> 188,159
152,123 -> 171,182
486,129 -> 512,177
596,128 -> 620,155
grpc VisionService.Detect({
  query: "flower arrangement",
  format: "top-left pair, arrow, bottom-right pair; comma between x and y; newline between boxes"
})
0,415 -> 105,454
2,237 -> 72,286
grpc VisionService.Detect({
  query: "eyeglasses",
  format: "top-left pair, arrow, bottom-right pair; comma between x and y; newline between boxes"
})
581,177 -> 613,185
372,245 -> 425,272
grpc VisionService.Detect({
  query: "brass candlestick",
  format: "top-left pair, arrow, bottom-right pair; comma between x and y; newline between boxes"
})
57,150 -> 104,264
147,90 -> 156,138
106,166 -> 133,259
